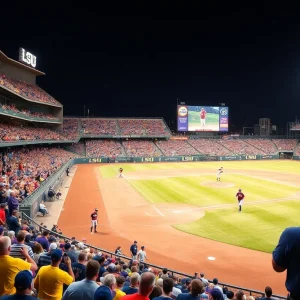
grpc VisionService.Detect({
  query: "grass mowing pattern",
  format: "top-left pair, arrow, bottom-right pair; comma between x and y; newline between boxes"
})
129,174 -> 299,205
174,200 -> 300,253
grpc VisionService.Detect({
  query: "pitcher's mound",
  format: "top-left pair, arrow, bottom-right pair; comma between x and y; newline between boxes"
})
201,181 -> 235,188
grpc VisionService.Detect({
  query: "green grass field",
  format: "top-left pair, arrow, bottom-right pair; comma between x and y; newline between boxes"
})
100,161 -> 300,253
188,110 -> 219,126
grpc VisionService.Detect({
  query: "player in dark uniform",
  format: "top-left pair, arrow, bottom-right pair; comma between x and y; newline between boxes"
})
90,208 -> 98,234
119,168 -> 123,178
236,188 -> 245,212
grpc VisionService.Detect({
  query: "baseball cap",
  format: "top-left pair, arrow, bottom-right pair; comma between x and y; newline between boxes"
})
51,249 -> 63,261
14,270 -> 33,290
185,278 -> 191,284
210,288 -> 223,300
49,242 -> 58,251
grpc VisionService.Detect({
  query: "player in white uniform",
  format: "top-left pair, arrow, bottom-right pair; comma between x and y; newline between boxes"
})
216,167 -> 223,181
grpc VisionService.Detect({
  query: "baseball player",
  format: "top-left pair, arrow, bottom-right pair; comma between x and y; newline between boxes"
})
200,108 -> 207,128
90,208 -> 98,234
216,167 -> 223,181
119,167 -> 123,178
236,188 -> 245,212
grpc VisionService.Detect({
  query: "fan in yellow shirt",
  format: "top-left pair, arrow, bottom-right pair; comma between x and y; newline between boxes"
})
34,249 -> 74,300
114,276 -> 126,300
0,236 -> 38,296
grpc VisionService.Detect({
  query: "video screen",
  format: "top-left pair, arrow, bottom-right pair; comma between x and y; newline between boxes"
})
177,105 -> 229,132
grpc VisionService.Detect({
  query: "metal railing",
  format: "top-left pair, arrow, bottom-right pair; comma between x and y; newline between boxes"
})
21,212 -> 286,299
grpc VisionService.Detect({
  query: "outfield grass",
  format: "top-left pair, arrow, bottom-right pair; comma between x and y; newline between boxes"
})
174,200 -> 300,253
99,161 -> 300,253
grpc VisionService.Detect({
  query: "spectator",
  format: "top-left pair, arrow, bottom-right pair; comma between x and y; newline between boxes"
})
226,291 -> 234,300
94,274 -> 116,300
64,243 -> 77,263
122,272 -> 140,295
150,287 -> 163,300
35,230 -> 49,251
121,272 -> 156,300
34,249 -> 75,300
7,231 -> 17,245
0,203 -> 6,225
9,231 -> 34,260
32,243 -> 44,263
114,276 -> 126,300
72,252 -> 87,281
130,241 -> 138,260
258,287 -> 274,300
153,278 -> 173,300
181,279 -> 191,294
161,268 -> 169,280
209,289 -> 224,300
137,246 -> 148,263
7,192 -> 18,216
200,274 -> 208,287
272,227 -> 300,299
212,279 -> 222,293
38,201 -> 49,216
177,280 -> 204,300
62,260 -> 100,300
37,242 -> 58,270
0,236 -> 37,296
0,270 -> 36,300
6,211 -> 20,235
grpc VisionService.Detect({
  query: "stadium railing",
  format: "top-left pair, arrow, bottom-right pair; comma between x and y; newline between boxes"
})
21,212 -> 286,299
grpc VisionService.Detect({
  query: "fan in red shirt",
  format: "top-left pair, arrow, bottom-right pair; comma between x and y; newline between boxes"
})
0,203 -> 6,225
236,188 -> 245,212
90,208 -> 98,234
200,108 -> 207,128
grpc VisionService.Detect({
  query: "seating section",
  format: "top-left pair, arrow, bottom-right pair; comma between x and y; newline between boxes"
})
156,140 -> 199,156
118,119 -> 169,136
217,139 -> 267,155
188,139 -> 232,156
0,147 -> 75,201
85,140 -> 123,157
65,141 -> 85,156
245,139 -> 277,155
291,124 -> 300,130
0,123 -> 66,142
60,118 -> 79,140
0,74 -> 61,106
1,103 -> 58,120
272,139 -> 297,151
123,140 -> 162,157
82,119 -> 117,136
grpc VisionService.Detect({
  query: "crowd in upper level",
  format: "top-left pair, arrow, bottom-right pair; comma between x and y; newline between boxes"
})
59,119 -> 79,141
1,103 -> 58,120
0,74 -> 61,106
82,119 -> 118,136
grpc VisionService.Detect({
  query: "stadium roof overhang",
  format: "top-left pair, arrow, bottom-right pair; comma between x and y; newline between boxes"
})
0,50 -> 45,76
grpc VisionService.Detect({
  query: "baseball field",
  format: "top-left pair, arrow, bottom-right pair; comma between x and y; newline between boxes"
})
100,160 -> 300,253
58,160 -> 300,294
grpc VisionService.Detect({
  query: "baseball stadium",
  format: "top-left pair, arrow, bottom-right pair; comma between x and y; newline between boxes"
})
1,49 -> 300,298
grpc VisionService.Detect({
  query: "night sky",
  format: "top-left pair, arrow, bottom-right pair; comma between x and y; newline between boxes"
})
2,3 -> 300,132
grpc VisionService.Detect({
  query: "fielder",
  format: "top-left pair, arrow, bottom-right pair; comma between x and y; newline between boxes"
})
236,188 -> 245,212
90,208 -> 98,234
119,167 -> 124,178
216,167 -> 223,181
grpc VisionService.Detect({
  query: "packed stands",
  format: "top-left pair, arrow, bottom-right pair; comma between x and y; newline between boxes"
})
118,119 -> 169,136
86,140 -> 123,157
0,103 -> 58,120
59,118 -> 80,140
156,140 -> 198,156
188,139 -> 232,156
0,123 -> 66,142
0,74 -> 61,106
123,140 -> 162,157
0,147 -> 75,201
245,139 -> 277,155
272,139 -> 297,151
65,141 -> 85,156
217,139 -> 266,155
82,119 -> 118,136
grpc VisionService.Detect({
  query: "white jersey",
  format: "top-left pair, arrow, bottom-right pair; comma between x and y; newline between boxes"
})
217,169 -> 222,176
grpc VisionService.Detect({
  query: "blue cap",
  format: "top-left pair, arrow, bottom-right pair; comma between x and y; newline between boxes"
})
210,288 -> 223,300
15,270 -> 33,289
51,249 -> 63,261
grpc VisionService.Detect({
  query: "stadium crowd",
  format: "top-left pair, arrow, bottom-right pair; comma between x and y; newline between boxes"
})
245,139 -> 277,155
1,103 -> 58,121
217,140 -> 266,155
86,140 -> 123,158
0,123 -> 66,142
82,119 -> 118,136
0,147 -> 75,203
123,140 -> 162,157
118,119 -> 169,137
59,119 -> 80,141
156,140 -> 198,156
0,74 -> 61,106
0,216 -> 277,300
272,139 -> 297,152
188,139 -> 232,156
